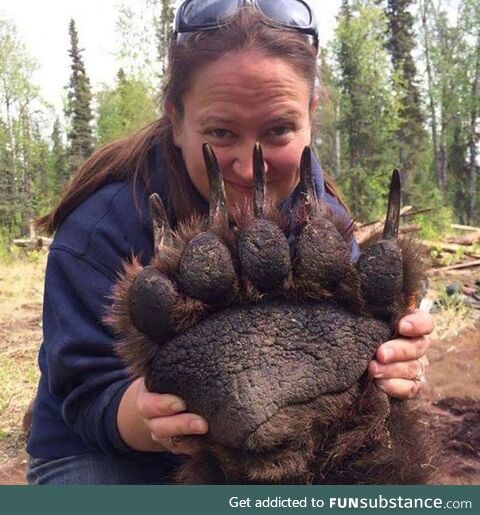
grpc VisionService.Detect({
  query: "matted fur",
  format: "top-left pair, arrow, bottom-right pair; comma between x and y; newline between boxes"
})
105,257 -> 159,377
174,380 -> 436,484
233,198 -> 289,235
357,235 -> 428,326
107,179 -> 433,484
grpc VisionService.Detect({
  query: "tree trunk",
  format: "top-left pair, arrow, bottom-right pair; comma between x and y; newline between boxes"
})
468,28 -> 480,224
421,1 -> 441,189
335,103 -> 341,177
4,95 -> 19,197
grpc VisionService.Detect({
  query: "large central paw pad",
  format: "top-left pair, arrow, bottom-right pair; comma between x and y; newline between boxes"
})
107,144 -> 425,454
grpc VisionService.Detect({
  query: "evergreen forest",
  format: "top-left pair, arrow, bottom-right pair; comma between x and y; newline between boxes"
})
0,0 -> 479,253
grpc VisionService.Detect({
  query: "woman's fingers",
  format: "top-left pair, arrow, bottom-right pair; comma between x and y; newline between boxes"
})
137,391 -> 188,419
369,355 -> 429,380
147,412 -> 209,439
370,348 -> 430,400
135,377 -> 189,418
135,379 -> 208,455
375,378 -> 422,400
370,310 -> 434,400
147,412 -> 209,454
398,309 -> 434,337
375,336 -> 431,364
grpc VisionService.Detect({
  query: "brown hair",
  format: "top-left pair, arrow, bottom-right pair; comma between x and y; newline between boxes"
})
37,7 -> 348,235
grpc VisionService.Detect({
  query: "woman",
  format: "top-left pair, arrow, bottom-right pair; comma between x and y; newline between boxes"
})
27,0 -> 432,485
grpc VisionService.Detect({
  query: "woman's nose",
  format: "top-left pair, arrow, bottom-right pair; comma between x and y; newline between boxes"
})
231,145 -> 269,182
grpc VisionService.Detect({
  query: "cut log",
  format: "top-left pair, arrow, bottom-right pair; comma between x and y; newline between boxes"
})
355,207 -> 415,243
428,259 -> 480,274
356,223 -> 420,245
446,232 -> 480,246
13,237 -> 52,250
356,206 -> 413,229
401,207 -> 436,218
355,207 -> 436,244
451,223 -> 480,232
421,240 -> 480,259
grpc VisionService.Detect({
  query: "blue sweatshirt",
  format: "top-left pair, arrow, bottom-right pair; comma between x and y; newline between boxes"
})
27,148 -> 359,461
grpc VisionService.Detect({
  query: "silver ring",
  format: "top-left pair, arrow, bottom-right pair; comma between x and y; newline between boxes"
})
415,360 -> 427,383
415,372 -> 427,383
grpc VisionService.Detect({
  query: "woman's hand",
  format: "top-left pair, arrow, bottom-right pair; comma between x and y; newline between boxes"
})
368,309 -> 434,399
136,378 -> 208,455
117,377 -> 208,455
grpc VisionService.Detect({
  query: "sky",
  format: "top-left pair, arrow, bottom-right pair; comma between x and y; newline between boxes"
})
0,0 -> 341,114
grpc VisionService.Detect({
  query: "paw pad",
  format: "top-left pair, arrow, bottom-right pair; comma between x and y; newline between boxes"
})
107,146 -> 427,482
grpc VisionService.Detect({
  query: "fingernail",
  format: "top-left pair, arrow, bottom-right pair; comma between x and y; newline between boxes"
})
170,401 -> 186,412
190,419 -> 207,433
370,363 -> 382,378
399,321 -> 413,334
382,348 -> 394,362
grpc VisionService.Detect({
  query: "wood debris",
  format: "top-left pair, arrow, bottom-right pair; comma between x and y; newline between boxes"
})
12,221 -> 52,250
425,223 -> 480,275
355,210 -> 480,275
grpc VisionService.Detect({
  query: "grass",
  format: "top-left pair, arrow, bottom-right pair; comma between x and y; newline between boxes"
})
0,251 -> 46,463
424,280 -> 478,341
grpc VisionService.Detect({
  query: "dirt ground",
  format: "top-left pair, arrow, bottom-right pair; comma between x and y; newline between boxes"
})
0,253 -> 44,485
0,254 -> 479,485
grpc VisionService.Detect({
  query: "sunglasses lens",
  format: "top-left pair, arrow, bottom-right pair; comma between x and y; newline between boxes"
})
257,0 -> 313,29
182,0 -> 241,27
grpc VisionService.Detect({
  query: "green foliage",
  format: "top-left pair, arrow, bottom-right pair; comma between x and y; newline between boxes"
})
419,0 -> 480,223
0,225 -> 48,264
333,0 -> 401,220
417,206 -> 454,241
115,2 -> 158,80
96,70 -> 159,145
151,0 -> 175,77
65,19 -> 95,174
115,0 -> 175,83
431,285 -> 472,341
315,47 -> 342,178
385,0 -> 429,205
49,118 -> 69,192
0,0 -> 478,242
0,226 -> 20,264
0,15 -> 50,234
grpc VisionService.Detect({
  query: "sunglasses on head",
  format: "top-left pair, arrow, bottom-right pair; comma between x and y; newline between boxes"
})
174,0 -> 319,50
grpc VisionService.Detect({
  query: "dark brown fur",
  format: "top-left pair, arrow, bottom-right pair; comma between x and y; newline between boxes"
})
107,196 -> 434,484
174,380 -> 437,484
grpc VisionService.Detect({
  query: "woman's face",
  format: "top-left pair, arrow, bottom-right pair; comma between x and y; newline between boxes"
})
171,50 -> 316,211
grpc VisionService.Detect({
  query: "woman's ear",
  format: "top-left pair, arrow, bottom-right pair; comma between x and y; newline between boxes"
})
166,102 -> 183,148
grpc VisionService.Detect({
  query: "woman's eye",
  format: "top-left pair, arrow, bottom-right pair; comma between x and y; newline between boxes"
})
268,126 -> 294,138
208,129 -> 234,139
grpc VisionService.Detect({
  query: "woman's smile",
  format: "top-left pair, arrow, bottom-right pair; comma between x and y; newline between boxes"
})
170,49 -> 315,212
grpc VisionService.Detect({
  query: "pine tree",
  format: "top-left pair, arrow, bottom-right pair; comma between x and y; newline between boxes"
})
96,68 -> 158,145
448,122 -> 469,223
50,118 -> 68,192
153,0 -> 175,76
385,0 -> 428,204
335,0 -> 399,220
65,19 -> 94,175
315,47 -> 342,178
0,120 -> 18,227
